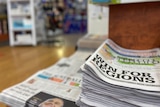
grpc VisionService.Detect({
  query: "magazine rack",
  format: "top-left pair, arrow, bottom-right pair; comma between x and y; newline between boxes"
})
109,1 -> 160,50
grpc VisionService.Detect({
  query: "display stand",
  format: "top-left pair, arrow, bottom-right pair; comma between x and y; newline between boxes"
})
7,0 -> 36,46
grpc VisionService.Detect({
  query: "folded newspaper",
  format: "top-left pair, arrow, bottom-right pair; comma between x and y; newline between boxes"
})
0,50 -> 93,107
77,39 -> 160,107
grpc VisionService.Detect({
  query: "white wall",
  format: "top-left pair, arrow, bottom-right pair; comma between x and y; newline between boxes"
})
88,3 -> 109,36
87,0 -> 160,36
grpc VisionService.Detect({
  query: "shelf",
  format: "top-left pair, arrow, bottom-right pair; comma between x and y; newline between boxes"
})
12,28 -> 32,31
0,34 -> 9,41
90,0 -> 160,5
13,41 -> 34,45
0,15 -> 7,19
10,13 -> 31,17
90,0 -> 120,4
8,0 -> 36,46
10,0 -> 29,2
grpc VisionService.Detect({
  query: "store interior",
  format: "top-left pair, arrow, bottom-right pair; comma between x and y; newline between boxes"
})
0,0 -> 160,107
0,1 -> 88,107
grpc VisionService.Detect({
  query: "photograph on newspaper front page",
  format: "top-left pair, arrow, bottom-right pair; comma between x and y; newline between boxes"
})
25,92 -> 79,107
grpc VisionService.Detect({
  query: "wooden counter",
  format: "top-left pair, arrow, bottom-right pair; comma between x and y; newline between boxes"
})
109,1 -> 160,50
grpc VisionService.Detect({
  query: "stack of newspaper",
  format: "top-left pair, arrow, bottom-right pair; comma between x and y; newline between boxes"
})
77,39 -> 160,107
77,34 -> 107,50
0,50 -> 92,107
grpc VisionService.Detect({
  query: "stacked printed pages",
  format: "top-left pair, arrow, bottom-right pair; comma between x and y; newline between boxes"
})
77,39 -> 160,107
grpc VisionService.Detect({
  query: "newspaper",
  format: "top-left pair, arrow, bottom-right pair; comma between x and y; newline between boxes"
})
0,50 -> 92,107
77,39 -> 160,107
106,38 -> 160,57
78,64 -> 160,106
85,39 -> 160,92
77,34 -> 107,49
